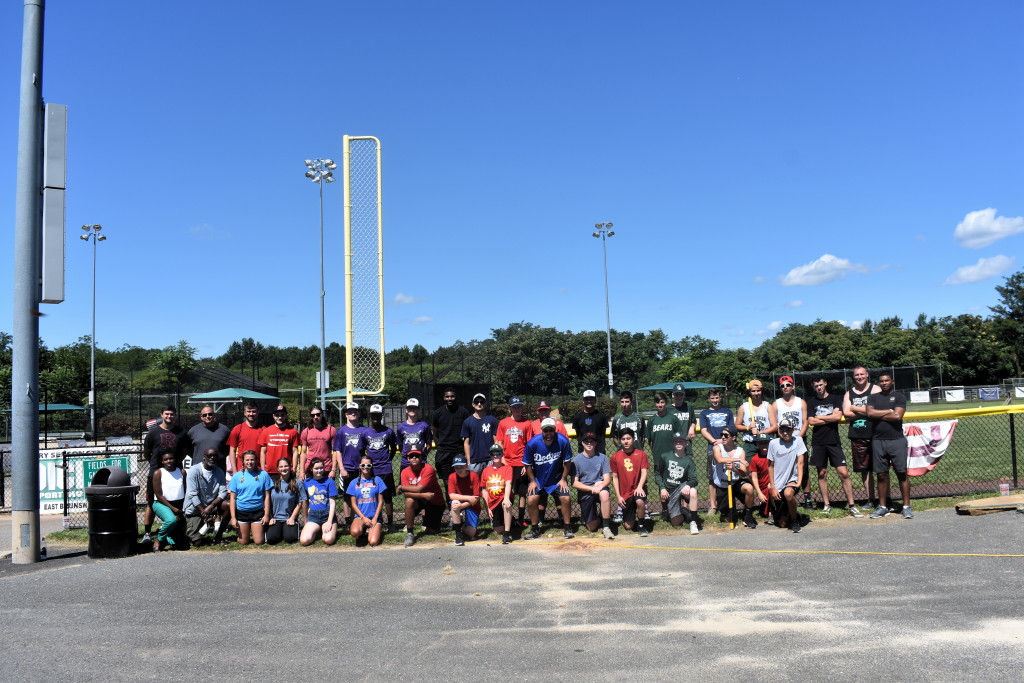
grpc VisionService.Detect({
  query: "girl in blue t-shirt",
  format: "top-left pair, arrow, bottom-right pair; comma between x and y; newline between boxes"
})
228,450 -> 273,545
300,457 -> 339,546
266,458 -> 307,545
346,455 -> 387,547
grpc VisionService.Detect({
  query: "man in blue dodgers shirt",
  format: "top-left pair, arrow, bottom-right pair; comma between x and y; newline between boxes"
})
522,418 -> 575,540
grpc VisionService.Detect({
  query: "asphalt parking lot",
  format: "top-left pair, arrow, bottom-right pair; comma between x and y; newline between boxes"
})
1,508 -> 1022,681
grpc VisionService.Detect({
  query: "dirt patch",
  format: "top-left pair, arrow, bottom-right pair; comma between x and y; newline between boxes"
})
549,539 -> 598,554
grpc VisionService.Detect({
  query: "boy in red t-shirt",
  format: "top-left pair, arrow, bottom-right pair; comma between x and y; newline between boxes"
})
448,454 -> 482,546
609,428 -> 650,537
396,450 -> 445,547
747,437 -> 772,519
481,443 -> 514,544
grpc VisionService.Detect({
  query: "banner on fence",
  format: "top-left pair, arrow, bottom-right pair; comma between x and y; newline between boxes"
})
39,455 -> 135,515
909,391 -> 931,404
944,389 -> 966,402
904,419 -> 958,476
978,387 -> 1001,401
1016,387 -> 1024,399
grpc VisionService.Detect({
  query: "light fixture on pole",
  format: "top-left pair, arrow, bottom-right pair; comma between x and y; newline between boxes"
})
305,158 -> 337,410
592,222 -> 615,398
80,224 -> 106,441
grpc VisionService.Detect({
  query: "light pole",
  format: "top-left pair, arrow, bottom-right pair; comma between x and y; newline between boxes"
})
593,222 -> 615,398
305,158 -> 336,411
80,224 -> 106,441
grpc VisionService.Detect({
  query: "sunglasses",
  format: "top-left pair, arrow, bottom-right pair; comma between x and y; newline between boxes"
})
359,464 -> 373,469
780,383 -> 793,388
200,414 -> 214,418
310,412 -> 322,417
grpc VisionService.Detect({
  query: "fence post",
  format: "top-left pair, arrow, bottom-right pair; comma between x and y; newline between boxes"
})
1011,412 -> 1018,489
62,450 -> 70,530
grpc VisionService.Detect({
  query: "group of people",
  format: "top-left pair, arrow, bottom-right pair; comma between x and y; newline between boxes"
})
140,368 -> 911,549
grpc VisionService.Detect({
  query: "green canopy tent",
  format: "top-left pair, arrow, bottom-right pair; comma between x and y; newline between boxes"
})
1,403 -> 88,445
319,388 -> 389,415
638,381 -> 725,392
186,388 -> 279,413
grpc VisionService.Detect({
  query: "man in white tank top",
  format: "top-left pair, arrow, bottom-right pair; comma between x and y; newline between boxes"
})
774,376 -> 810,509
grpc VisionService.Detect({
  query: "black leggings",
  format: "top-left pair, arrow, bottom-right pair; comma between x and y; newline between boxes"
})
265,520 -> 299,544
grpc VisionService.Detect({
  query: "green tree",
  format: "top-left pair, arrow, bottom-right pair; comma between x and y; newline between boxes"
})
154,340 -> 197,387
990,269 -> 1024,376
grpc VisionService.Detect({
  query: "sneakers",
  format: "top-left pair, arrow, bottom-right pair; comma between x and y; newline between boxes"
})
743,511 -> 757,529
563,526 -> 574,539
501,532 -> 512,545
689,521 -> 699,535
602,526 -> 615,540
791,521 -> 801,533
902,505 -> 914,519
404,531 -> 415,547
612,506 -> 623,523
387,522 -> 397,534
802,497 -> 815,510
849,505 -> 864,518
454,529 -> 465,546
869,505 -> 889,519
821,505 -> 832,514
523,527 -> 540,540
637,527 -> 649,537
141,532 -> 152,544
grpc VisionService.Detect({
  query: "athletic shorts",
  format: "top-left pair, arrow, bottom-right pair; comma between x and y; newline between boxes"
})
410,499 -> 445,529
468,461 -> 486,475
872,437 -> 908,474
235,507 -> 265,524
714,480 -> 750,511
578,490 -> 606,524
811,442 -> 846,469
306,507 -> 331,526
458,508 -> 479,529
510,465 -> 529,498
621,494 -> 647,524
665,484 -> 694,519
379,473 -> 395,504
340,472 -> 358,501
850,438 -> 872,472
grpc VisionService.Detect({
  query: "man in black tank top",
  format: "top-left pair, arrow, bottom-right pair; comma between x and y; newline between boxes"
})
842,366 -> 880,506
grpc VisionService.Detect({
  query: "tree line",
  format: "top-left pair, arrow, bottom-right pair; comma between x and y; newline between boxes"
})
2,269 -> 1022,410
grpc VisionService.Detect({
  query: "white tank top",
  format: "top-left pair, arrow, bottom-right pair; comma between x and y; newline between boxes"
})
741,401 -> 770,443
775,397 -> 804,433
159,468 -> 185,500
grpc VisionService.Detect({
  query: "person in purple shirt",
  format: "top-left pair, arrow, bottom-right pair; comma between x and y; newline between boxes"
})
396,398 -> 433,470
332,401 -> 367,527
365,403 -> 399,531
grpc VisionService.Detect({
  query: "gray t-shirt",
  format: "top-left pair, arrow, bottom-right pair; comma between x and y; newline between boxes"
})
570,452 -> 611,487
187,422 -> 231,469
269,481 -> 308,521
767,436 -> 807,491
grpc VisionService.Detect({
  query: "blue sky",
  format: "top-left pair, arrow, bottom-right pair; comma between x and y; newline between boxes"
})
3,1 -> 1022,361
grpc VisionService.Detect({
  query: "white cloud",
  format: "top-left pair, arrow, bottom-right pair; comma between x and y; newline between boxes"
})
756,321 -> 782,335
785,300 -> 804,308
944,255 -> 1016,285
391,292 -> 426,305
781,254 -> 869,286
954,208 -> 1024,249
189,223 -> 231,240
411,316 -> 434,325
849,320 -> 864,330
752,276 -> 765,284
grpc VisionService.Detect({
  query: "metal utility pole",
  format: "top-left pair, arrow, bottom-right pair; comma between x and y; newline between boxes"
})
304,158 -> 336,410
11,0 -> 46,564
593,222 -> 615,398
80,224 -> 105,441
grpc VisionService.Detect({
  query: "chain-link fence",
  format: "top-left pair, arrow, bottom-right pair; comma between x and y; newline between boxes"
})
344,135 -> 384,396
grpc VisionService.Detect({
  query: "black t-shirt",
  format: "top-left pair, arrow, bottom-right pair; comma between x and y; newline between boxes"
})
806,394 -> 841,445
866,391 -> 907,440
846,384 -> 876,439
572,409 -> 609,450
143,424 -> 191,468
430,404 -> 471,452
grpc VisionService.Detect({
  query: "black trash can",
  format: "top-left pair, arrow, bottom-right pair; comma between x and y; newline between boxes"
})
85,466 -> 139,559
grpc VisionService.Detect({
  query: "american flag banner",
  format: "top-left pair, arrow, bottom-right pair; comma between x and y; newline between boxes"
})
904,419 -> 958,476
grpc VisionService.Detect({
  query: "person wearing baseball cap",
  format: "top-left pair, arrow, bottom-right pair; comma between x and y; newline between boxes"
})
396,449 -> 446,547
397,398 -> 433,472
736,380 -> 777,470
670,384 -> 696,462
481,443 -> 514,544
712,424 -> 758,529
258,404 -> 299,479
461,393 -> 499,476
571,390 -> 609,455
496,396 -> 533,529
774,375 -> 810,509
531,400 -> 567,438
571,432 -> 615,539
654,431 -> 701,535
365,403 -> 399,532
766,417 -> 807,532
522,417 -> 575,540
331,401 -> 368,527
447,453 -> 482,546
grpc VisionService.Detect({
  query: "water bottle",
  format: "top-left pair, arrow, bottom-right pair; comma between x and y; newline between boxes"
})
999,477 -> 1010,496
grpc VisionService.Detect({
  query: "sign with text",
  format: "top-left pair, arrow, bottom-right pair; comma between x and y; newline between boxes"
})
39,455 -> 135,515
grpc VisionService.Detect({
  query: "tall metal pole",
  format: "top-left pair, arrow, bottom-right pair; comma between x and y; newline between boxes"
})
593,223 -> 615,398
11,0 -> 46,564
80,225 -> 104,442
304,158 -> 336,410
318,178 -> 327,411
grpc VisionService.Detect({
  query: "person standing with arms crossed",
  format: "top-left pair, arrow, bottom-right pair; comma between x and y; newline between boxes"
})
843,366 -> 881,507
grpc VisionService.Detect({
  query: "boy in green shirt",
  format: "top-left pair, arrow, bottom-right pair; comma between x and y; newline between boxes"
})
655,432 -> 700,534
